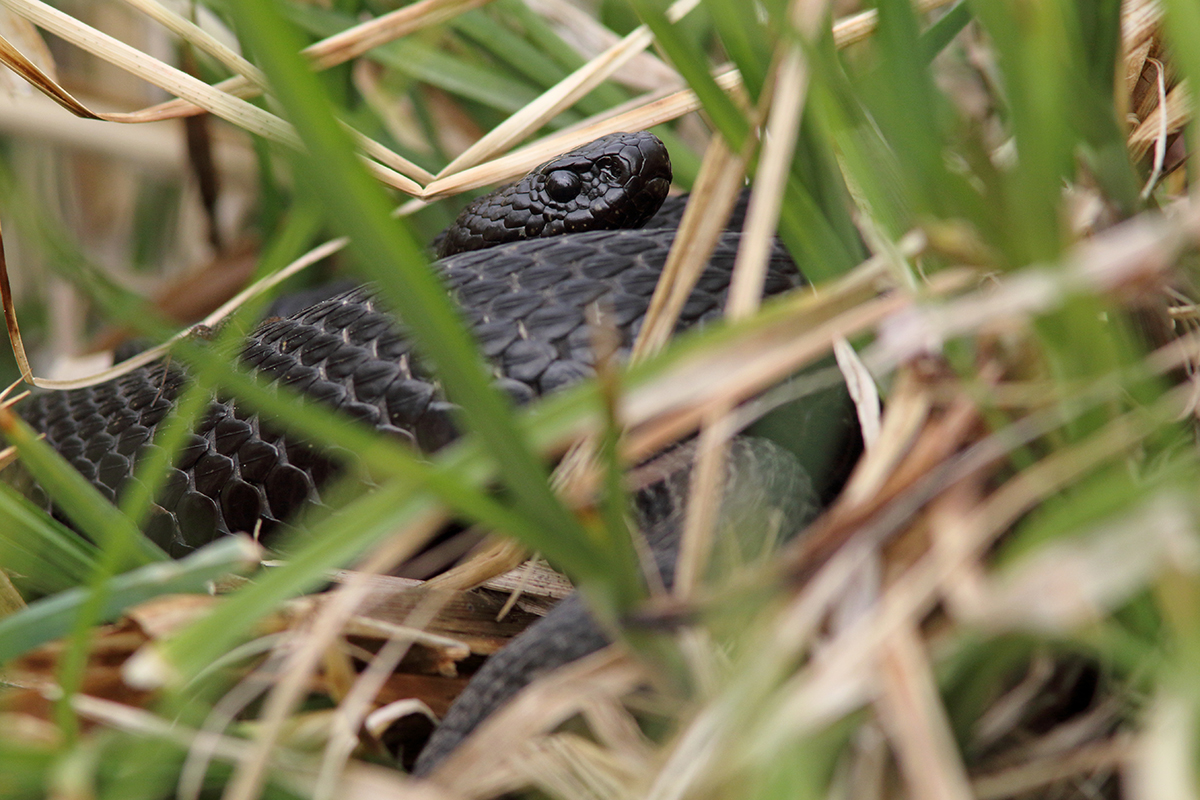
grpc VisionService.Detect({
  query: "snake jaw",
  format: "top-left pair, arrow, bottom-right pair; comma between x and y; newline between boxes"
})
436,131 -> 672,257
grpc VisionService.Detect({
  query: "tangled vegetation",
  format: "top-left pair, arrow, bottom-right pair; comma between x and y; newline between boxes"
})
0,0 -> 1196,798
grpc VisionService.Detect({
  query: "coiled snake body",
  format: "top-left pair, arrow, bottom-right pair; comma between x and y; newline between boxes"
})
17,132 -> 800,553
14,131 -> 826,773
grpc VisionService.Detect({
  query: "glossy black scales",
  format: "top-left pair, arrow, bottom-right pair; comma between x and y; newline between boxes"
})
16,229 -> 803,555
437,132 -> 671,257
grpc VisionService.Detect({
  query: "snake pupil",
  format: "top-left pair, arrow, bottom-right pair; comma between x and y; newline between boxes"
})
545,170 -> 581,202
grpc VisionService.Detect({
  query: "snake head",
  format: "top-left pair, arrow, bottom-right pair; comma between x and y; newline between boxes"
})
437,131 -> 672,257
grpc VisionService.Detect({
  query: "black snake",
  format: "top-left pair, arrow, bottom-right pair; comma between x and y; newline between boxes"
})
11,131 -> 850,774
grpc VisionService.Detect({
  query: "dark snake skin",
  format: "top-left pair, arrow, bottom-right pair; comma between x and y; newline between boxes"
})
14,131 -> 802,556
437,132 -> 672,257
17,228 -> 802,554
12,132 -> 825,773
412,436 -> 817,775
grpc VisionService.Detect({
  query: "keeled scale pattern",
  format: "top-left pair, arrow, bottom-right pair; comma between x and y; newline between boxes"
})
18,229 -> 802,555
435,132 -> 671,257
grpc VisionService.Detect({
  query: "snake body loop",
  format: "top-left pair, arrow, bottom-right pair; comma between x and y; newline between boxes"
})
413,435 -> 818,775
16,132 -> 802,555
12,131 -> 850,776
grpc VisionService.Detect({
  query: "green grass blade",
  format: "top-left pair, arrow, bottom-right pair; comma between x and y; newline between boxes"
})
1161,0 -> 1200,187
918,1 -> 972,64
630,0 -> 749,149
115,206 -> 325,534
869,0 -> 954,217
705,0 -> 772,98
1071,0 -> 1141,212
283,4 -> 547,116
167,348 -> 568,560
158,482 -> 435,682
498,0 -> 631,112
967,0 -> 1078,264
0,536 -> 259,664
218,0 -> 641,609
0,410 -> 166,570
0,485 -> 99,597
633,1 -> 860,277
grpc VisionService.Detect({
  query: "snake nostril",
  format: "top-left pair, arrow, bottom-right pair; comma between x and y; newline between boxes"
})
544,169 -> 582,202
597,155 -> 629,185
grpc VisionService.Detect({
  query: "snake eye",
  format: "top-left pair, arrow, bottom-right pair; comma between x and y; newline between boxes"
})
545,170 -> 582,202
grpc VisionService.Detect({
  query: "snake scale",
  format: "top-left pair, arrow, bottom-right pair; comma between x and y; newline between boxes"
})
12,131 -> 840,774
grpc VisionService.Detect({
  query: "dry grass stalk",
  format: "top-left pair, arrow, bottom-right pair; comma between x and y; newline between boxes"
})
514,735 -> 644,800
1122,0 -> 1162,71
0,91 -> 256,174
755,403 -> 1160,753
418,70 -> 742,197
0,569 -> 24,614
1137,56 -> 1171,197
303,0 -> 493,71
436,0 -> 697,176
672,411 -> 736,597
971,735 -> 1131,799
0,0 -> 425,194
832,0 -> 960,49
0,0 -> 303,145
329,562 -> 574,614
867,199 -> 1200,373
797,375 -> 982,589
526,0 -> 680,91
0,29 -> 95,119
116,0 -> 263,87
834,335 -> 883,450
1129,82 -> 1190,159
876,622 -> 974,800
838,365 -> 952,509
1127,694 -> 1197,800
633,132 -> 749,360
220,509 -> 450,800
0,218 -> 35,386
423,537 -> 533,594
314,618 -> 433,799
0,6 -> 52,84
958,492 -> 1199,631
1122,0 -> 1192,184
72,693 -> 301,771
477,560 -> 574,604
115,0 -> 497,124
925,480 -> 989,623
660,50 -> 789,590
621,274 -> 944,465
281,595 -> 493,656
421,647 -> 646,798
340,762 -> 455,800
725,0 -> 820,322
